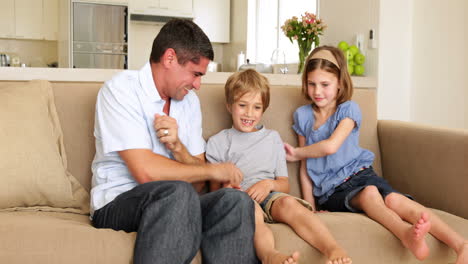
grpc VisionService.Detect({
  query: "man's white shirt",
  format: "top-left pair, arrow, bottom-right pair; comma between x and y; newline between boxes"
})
90,62 -> 205,215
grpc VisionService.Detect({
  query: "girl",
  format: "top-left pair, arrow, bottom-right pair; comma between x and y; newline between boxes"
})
284,46 -> 468,263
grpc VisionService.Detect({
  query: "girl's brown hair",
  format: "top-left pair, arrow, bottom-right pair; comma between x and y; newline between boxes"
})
301,45 -> 353,105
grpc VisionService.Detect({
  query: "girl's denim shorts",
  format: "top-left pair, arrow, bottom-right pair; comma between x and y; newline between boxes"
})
319,167 -> 413,213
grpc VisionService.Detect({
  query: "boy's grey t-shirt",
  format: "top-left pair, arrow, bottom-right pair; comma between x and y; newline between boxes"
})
206,126 -> 288,190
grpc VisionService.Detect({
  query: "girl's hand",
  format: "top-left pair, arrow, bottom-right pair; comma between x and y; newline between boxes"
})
284,142 -> 300,162
246,180 -> 273,203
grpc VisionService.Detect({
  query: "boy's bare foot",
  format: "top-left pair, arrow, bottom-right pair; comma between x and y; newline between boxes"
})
402,212 -> 431,260
262,251 -> 300,264
455,241 -> 468,264
326,247 -> 352,264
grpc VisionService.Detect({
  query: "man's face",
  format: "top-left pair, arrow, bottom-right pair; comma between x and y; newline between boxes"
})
166,56 -> 210,101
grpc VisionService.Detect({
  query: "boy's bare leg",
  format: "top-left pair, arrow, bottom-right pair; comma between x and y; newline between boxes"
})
270,196 -> 351,264
350,186 -> 430,260
383,192 -> 468,264
253,202 -> 300,264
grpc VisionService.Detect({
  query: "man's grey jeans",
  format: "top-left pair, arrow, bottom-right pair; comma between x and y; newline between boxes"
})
92,181 -> 258,264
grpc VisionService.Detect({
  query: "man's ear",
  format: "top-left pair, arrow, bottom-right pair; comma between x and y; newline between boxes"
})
162,48 -> 177,67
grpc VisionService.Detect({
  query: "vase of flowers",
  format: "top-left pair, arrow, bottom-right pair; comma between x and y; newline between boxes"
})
281,12 -> 326,73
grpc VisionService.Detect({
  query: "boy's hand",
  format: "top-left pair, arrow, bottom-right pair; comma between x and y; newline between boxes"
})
284,142 -> 300,162
154,114 -> 180,151
246,180 -> 273,203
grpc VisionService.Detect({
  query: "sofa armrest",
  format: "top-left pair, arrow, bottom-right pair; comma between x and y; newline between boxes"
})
378,120 -> 468,219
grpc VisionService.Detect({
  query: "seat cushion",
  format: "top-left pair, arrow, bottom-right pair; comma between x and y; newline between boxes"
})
269,209 -> 466,264
0,211 -> 134,264
0,80 -> 89,214
0,211 -> 202,264
1,209 -> 465,264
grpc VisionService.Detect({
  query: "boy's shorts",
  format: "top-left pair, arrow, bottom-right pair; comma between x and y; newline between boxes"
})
320,167 -> 413,213
258,191 -> 313,223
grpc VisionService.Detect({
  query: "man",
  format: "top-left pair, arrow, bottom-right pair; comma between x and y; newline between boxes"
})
90,19 -> 257,264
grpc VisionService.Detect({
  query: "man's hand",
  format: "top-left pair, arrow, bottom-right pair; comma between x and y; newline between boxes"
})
246,180 -> 273,203
208,163 -> 243,188
154,114 -> 180,151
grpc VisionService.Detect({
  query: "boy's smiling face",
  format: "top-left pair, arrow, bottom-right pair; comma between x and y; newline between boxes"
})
227,91 -> 264,133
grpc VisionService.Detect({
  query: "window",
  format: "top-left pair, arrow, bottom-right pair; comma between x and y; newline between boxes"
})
247,0 -> 318,65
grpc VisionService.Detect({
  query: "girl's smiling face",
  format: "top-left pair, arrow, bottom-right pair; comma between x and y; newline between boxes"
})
228,91 -> 264,133
307,69 -> 340,111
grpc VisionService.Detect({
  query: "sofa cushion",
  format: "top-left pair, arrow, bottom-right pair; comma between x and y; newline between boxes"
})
0,209 -> 464,264
0,211 -> 134,264
269,209 -> 466,264
0,211 -> 201,264
0,80 -> 89,214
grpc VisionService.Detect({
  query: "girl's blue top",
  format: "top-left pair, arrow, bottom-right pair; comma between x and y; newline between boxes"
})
292,100 -> 375,204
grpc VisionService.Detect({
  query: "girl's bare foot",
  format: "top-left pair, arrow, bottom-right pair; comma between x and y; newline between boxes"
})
455,241 -> 468,264
401,212 -> 431,260
262,251 -> 300,264
326,247 -> 352,264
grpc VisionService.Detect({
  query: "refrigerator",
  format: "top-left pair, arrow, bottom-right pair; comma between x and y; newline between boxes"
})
72,2 -> 128,69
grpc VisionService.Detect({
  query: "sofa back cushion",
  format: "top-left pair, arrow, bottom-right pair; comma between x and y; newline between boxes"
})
0,80 -> 89,214
51,82 -> 102,191
196,84 -> 381,197
29,80 -> 380,199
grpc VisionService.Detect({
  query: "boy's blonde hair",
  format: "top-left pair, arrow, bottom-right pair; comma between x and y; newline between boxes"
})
301,45 -> 353,105
224,69 -> 270,112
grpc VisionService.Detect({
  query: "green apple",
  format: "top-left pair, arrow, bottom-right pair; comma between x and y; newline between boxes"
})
338,41 -> 349,52
347,63 -> 354,75
346,50 -> 354,62
354,65 -> 365,76
348,45 -> 359,56
354,53 -> 366,65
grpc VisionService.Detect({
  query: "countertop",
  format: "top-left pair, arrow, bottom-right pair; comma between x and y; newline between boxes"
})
0,67 -> 377,88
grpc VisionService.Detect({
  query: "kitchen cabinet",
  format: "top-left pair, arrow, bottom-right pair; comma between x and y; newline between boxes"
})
91,0 -> 128,4
43,0 -> 58,40
129,0 -> 193,18
0,0 -> 15,38
193,0 -> 230,43
0,0 -> 59,41
15,0 -> 43,39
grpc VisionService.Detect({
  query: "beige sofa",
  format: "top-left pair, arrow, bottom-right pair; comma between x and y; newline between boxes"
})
0,79 -> 467,264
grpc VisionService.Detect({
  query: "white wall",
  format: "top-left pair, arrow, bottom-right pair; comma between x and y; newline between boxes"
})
128,21 -> 163,70
411,0 -> 468,129
319,0 -> 379,79
127,22 -> 226,71
221,0 -> 249,72
0,39 -> 58,67
379,0 -> 468,129
378,0 -> 413,122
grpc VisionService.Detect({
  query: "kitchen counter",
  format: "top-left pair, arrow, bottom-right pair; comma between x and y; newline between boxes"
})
0,67 -> 377,88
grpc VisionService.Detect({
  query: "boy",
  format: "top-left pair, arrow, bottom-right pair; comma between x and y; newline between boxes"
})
206,69 -> 352,264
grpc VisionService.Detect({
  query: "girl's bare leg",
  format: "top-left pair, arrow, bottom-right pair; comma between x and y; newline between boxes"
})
350,186 -> 430,260
253,202 -> 299,264
383,192 -> 468,264
270,196 -> 351,264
